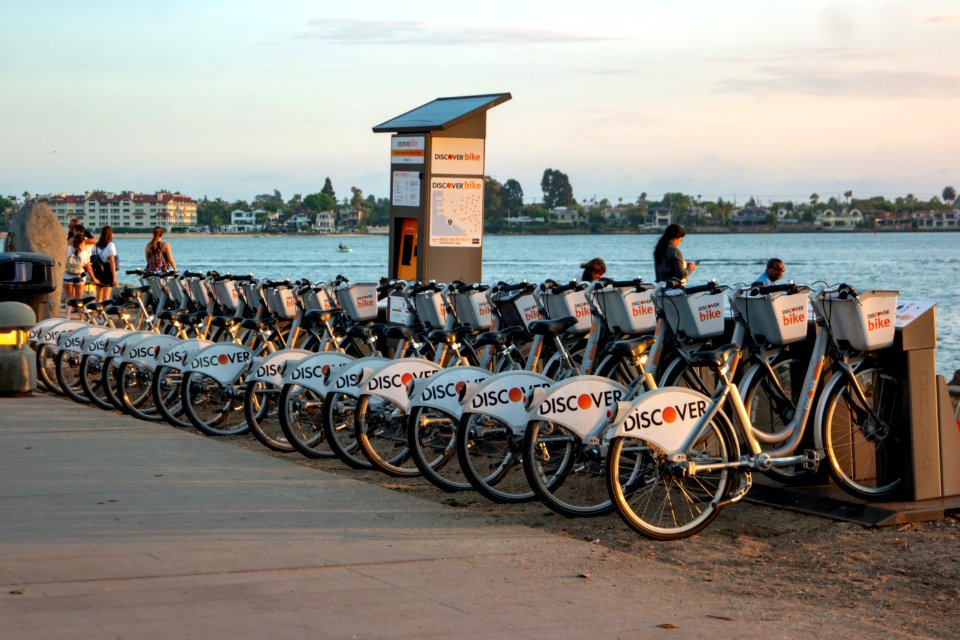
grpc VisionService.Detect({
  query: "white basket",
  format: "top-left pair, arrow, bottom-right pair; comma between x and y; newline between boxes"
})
543,287 -> 592,334
265,286 -> 297,320
414,290 -> 448,329
597,285 -> 656,334
335,282 -> 379,322
166,278 -> 189,308
733,290 -> 809,346
302,288 -> 334,312
188,278 -> 211,308
388,293 -> 415,325
822,289 -> 898,351
213,280 -> 240,312
240,282 -> 262,312
656,289 -> 726,339
450,290 -> 492,329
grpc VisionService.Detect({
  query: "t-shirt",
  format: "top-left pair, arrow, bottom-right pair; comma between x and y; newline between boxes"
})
655,245 -> 692,282
753,272 -> 775,286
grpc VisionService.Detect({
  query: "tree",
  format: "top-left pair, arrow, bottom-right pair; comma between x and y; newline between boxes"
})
349,186 -> 364,209
484,176 -> 505,222
943,186 -> 957,204
253,190 -> 284,213
809,193 -> 820,207
540,168 -> 575,209
321,177 -> 336,202
502,179 -> 524,217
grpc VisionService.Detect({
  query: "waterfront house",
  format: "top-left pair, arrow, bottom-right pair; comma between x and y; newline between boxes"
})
916,210 -> 960,229
315,210 -> 336,234
549,206 -> 584,226
39,191 -> 197,231
817,208 -> 863,230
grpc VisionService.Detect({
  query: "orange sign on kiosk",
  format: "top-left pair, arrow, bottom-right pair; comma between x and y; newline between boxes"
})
395,218 -> 418,281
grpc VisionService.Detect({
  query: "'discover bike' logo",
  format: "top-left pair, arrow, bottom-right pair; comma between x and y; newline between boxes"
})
780,304 -> 806,327
621,398 -> 708,432
191,351 -> 251,369
368,369 -> 436,394
470,382 -> 551,409
420,378 -> 485,403
290,363 -> 335,382
539,388 -> 623,416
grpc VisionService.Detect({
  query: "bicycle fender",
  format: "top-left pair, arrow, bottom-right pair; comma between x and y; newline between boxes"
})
407,366 -> 492,420
359,358 -> 443,411
606,386 -> 712,453
29,318 -> 71,345
461,370 -> 554,434
119,334 -> 183,367
327,356 -> 390,398
282,351 -> 356,394
57,325 -> 109,354
533,375 -> 629,439
38,320 -> 88,348
83,329 -> 130,358
104,330 -> 155,361
184,343 -> 254,385
247,349 -> 313,385
154,338 -> 213,372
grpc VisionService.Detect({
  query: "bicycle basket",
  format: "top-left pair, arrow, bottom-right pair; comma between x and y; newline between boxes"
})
188,279 -> 211,308
388,293 -> 415,325
414,290 -> 448,329
655,288 -> 726,339
239,281 -> 262,313
543,287 -> 591,334
166,278 -> 189,308
450,289 -> 492,329
494,290 -> 540,330
335,282 -> 378,322
821,289 -> 898,351
265,286 -> 297,320
302,288 -> 334,312
212,280 -> 240,312
732,288 -> 809,346
597,284 -> 656,334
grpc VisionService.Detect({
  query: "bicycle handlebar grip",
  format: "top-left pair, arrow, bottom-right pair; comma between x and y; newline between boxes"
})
750,282 -> 797,296
547,281 -> 581,295
683,281 -> 722,295
125,269 -> 144,275
837,283 -> 857,299
411,282 -> 438,295
497,281 -> 531,293
608,278 -> 644,289
262,279 -> 291,288
182,271 -> 203,278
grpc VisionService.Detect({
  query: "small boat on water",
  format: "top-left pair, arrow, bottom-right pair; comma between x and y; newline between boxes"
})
337,243 -> 352,253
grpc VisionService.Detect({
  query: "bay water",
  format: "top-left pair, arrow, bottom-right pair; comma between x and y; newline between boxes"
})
114,232 -> 960,373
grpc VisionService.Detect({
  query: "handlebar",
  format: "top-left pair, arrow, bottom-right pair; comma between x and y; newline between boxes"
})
748,281 -> 803,296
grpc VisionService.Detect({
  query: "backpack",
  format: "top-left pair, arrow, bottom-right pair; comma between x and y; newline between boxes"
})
65,250 -> 85,276
90,247 -> 111,284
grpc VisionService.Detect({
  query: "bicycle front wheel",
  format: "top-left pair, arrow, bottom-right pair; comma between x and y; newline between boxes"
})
355,394 -> 418,476
55,350 -> 88,404
817,364 -> 904,500
181,371 -> 250,436
456,412 -> 534,503
606,415 -> 736,540
244,381 -> 294,452
321,391 -> 374,469
79,354 -> 114,410
278,383 -> 334,458
407,406 -> 471,492
522,419 -> 611,517
117,361 -> 163,421
152,365 -> 192,428
36,343 -> 62,394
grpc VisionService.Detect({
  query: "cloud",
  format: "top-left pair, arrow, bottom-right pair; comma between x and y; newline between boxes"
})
299,19 -> 615,46
716,66 -> 960,99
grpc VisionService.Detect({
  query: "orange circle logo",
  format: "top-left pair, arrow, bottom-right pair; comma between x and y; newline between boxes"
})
508,388 -> 523,403
321,365 -> 330,375
578,394 -> 592,410
455,382 -> 465,393
217,354 -> 228,365
401,373 -> 414,386
663,406 -> 678,423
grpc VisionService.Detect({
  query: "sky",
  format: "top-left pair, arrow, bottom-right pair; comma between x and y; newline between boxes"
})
2,0 -> 958,206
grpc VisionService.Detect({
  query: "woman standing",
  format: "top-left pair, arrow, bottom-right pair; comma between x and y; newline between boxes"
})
653,223 -> 697,282
145,226 -> 176,272
63,230 -> 92,317
90,226 -> 119,303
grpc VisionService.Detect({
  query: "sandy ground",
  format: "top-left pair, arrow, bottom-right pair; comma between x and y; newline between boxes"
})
215,432 -> 960,639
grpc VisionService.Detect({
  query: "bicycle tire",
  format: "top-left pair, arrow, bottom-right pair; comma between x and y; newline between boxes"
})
79,354 -> 115,410
321,391 -> 374,469
36,343 -> 62,394
355,394 -> 418,477
594,352 -> 642,386
278,383 -> 334,458
817,363 -> 904,500
180,371 -> 250,436
659,355 -> 719,396
117,361 -> 164,421
456,411 -> 534,503
243,381 -> 294,452
606,411 -> 737,540
152,365 -> 192,428
55,350 -> 88,404
522,419 -> 612,517
407,405 -> 471,492
100,357 -> 126,411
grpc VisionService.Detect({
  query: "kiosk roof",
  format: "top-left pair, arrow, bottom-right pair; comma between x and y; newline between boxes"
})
373,93 -> 511,133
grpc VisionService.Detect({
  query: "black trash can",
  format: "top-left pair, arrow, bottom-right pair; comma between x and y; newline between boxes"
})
0,252 -> 56,321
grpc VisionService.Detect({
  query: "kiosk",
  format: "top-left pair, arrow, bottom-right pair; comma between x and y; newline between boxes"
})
373,93 -> 511,283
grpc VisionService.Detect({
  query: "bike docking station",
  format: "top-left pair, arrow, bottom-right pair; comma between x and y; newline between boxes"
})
373,93 -> 511,283
746,299 -> 960,526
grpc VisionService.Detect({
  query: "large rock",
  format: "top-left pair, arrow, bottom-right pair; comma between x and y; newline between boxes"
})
3,202 -> 65,319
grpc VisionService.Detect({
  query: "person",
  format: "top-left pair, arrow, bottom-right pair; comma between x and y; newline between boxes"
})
90,225 -> 118,303
754,258 -> 786,286
67,218 -> 96,245
145,226 -> 176,272
577,257 -> 606,282
63,229 -> 92,318
653,223 -> 697,282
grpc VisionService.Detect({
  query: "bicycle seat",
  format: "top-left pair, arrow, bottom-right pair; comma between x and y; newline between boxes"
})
179,311 -> 207,326
66,296 -> 97,310
384,324 -> 421,340
303,308 -> 344,325
687,343 -> 739,370
240,317 -> 276,331
426,326 -> 472,345
606,335 -> 657,359
345,324 -> 378,340
528,316 -> 577,337
209,315 -> 238,328
472,330 -> 514,348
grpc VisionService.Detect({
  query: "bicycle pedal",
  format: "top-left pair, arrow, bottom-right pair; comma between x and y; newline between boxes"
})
802,449 -> 820,471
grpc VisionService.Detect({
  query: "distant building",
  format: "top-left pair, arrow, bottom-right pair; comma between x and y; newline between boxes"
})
227,209 -> 258,233
37,191 -> 197,230
916,210 -> 960,229
817,208 -> 863,229
644,206 -> 671,229
549,206 -> 583,226
732,207 -> 770,226
315,211 -> 336,234
338,209 -> 364,232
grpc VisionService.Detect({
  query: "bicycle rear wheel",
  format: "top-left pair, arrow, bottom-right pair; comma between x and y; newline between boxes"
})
100,357 -> 125,411
522,420 -> 611,517
817,363 -> 904,500
152,365 -> 192,428
55,350 -> 88,404
355,395 -> 418,476
36,343 -> 62,394
79,354 -> 114,410
456,411 -> 534,503
407,406 -> 471,492
606,414 -> 736,540
244,381 -> 294,452
117,361 -> 163,421
322,392 -> 374,469
278,383 -> 334,458
180,371 -> 250,436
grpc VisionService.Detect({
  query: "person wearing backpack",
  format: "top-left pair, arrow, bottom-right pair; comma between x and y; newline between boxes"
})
145,226 -> 176,272
63,229 -> 93,318
90,225 -> 119,303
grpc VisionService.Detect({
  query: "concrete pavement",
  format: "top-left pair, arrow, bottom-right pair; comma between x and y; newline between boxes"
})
1,393 -> 902,639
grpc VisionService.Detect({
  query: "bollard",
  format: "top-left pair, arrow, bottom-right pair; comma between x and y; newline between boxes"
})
0,301 -> 38,395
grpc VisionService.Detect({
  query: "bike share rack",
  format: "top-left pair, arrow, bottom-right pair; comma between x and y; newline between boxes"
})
747,301 -> 960,526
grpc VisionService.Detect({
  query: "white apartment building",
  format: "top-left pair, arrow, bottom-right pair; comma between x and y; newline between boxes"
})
315,211 -> 336,233
40,191 -> 197,231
